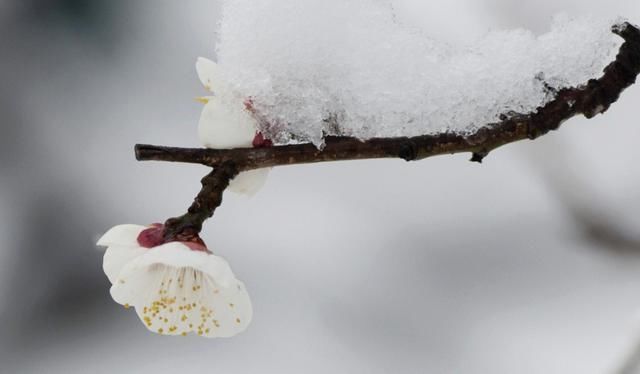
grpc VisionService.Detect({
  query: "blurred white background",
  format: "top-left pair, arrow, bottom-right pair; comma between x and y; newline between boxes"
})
0,1 -> 639,373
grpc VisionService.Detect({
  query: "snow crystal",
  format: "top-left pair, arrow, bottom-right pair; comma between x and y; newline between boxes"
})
213,0 -> 623,147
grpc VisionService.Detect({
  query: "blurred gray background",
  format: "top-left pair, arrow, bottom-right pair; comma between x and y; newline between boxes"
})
1,1 -> 640,373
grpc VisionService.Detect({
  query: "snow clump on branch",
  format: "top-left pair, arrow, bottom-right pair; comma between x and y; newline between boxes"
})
213,0 -> 623,147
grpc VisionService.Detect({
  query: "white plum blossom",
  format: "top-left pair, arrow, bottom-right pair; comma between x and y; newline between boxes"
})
97,224 -> 252,338
196,57 -> 270,196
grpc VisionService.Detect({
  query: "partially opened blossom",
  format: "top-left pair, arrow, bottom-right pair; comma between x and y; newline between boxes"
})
97,224 -> 252,338
196,57 -> 270,196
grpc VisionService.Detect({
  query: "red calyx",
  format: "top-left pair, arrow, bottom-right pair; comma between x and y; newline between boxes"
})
137,224 -> 165,248
252,132 -> 273,148
137,223 -> 209,253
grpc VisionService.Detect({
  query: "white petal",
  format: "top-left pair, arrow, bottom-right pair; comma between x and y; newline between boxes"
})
97,224 -> 147,247
200,280 -> 253,338
103,245 -> 147,284
131,269 -> 252,338
196,57 -> 224,93
229,168 -> 270,196
109,260 -> 164,307
198,99 -> 257,149
133,243 -> 237,285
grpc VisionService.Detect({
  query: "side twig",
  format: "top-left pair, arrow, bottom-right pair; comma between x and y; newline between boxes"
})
163,162 -> 238,242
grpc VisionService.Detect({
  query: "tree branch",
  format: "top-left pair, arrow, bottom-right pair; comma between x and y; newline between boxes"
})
137,23 -> 640,171
162,162 -> 238,242
140,22 -> 639,240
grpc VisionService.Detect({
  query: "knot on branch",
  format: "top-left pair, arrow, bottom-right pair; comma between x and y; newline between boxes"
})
398,140 -> 418,161
470,150 -> 489,163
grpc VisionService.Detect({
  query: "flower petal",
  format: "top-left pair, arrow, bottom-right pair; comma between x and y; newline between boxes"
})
97,224 -> 147,247
131,243 -> 237,285
229,168 -> 270,196
198,99 -> 257,149
103,245 -> 147,284
196,57 -> 223,93
199,280 -> 253,338
132,268 -> 252,337
111,242 -> 237,305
